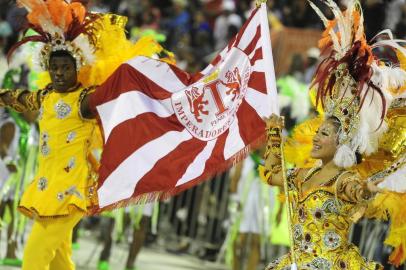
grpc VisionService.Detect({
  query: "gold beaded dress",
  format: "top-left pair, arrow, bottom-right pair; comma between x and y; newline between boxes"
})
265,168 -> 382,270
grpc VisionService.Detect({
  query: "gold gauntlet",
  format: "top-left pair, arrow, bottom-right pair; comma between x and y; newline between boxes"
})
0,89 -> 8,107
264,127 -> 282,160
348,181 -> 373,202
0,89 -> 41,112
339,175 -> 375,203
263,126 -> 283,184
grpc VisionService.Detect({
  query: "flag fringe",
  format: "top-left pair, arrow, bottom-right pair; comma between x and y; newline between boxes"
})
89,133 -> 266,215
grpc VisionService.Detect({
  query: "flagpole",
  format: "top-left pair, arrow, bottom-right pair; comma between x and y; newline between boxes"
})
255,1 -> 298,269
280,141 -> 298,270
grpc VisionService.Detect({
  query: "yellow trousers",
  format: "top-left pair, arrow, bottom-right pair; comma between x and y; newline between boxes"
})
22,212 -> 83,270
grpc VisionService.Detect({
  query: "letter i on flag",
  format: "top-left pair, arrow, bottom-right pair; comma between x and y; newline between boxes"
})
90,2 -> 279,212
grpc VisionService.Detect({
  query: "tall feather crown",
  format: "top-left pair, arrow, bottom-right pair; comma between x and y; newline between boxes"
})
310,0 -> 406,168
8,0 -> 99,71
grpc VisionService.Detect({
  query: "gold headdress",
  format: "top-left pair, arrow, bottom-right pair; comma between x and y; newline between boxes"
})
310,0 -> 406,168
8,0 -> 99,71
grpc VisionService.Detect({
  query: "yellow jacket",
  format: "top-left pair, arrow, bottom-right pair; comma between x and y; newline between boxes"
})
0,85 -> 99,219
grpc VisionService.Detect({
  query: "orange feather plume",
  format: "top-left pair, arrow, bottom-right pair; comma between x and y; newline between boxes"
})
18,0 -> 50,26
70,2 -> 86,23
18,0 -> 86,33
46,0 -> 69,30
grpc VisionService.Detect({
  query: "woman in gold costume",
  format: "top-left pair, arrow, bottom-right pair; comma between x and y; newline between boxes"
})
260,1 -> 406,269
262,115 -> 383,270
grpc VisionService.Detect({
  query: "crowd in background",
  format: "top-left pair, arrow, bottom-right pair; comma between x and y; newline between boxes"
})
1,0 -> 406,75
0,0 -> 405,270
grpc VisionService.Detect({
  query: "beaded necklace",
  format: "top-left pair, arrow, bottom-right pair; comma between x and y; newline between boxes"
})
303,166 -> 344,187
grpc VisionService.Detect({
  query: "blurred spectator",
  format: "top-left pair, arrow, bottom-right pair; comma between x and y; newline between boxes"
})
88,0 -> 109,13
128,0 -> 165,42
384,0 -> 405,30
163,0 -> 191,50
361,0 -> 387,40
304,47 -> 320,84
278,0 -> 323,28
394,4 -> 406,39
191,10 -> 213,61
0,20 -> 12,83
213,0 -> 242,51
133,0 -> 161,30
5,5 -> 26,53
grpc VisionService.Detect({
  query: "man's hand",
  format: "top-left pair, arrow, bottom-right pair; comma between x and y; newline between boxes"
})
80,92 -> 96,119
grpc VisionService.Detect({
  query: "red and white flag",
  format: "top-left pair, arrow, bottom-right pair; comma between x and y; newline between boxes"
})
90,4 -> 279,211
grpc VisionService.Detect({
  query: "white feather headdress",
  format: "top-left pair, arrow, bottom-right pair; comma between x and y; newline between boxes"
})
310,0 -> 406,168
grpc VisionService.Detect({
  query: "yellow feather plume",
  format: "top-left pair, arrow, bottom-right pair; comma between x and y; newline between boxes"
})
366,192 -> 406,266
78,14 -> 175,87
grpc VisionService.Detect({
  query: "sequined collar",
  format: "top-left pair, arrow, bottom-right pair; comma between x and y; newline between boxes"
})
300,166 -> 344,197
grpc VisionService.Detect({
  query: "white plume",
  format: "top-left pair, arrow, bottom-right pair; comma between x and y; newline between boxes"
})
73,34 -> 96,66
334,144 -> 357,168
31,43 -> 45,72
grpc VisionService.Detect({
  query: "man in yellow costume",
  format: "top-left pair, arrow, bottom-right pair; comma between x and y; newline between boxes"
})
0,1 -> 169,269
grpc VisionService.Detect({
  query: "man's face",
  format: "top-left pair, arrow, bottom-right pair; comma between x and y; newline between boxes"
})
48,55 -> 78,92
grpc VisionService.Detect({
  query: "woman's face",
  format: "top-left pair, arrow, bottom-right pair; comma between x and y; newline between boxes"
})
310,119 -> 339,161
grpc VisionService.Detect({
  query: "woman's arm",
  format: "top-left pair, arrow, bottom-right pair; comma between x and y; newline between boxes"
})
0,89 -> 43,112
336,172 -> 381,203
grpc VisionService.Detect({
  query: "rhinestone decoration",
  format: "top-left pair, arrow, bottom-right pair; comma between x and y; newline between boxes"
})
322,199 -> 339,214
323,231 -> 341,250
65,186 -> 84,200
38,106 -> 44,121
325,97 -> 360,145
41,144 -> 50,156
66,131 -> 77,143
307,258 -> 332,270
40,132 -> 50,156
293,224 -> 303,241
39,35 -> 88,71
313,208 -> 325,220
54,100 -> 71,119
300,242 -> 314,254
41,132 -> 49,141
57,192 -> 64,201
298,206 -> 307,223
37,177 -> 48,191
64,157 -> 76,173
